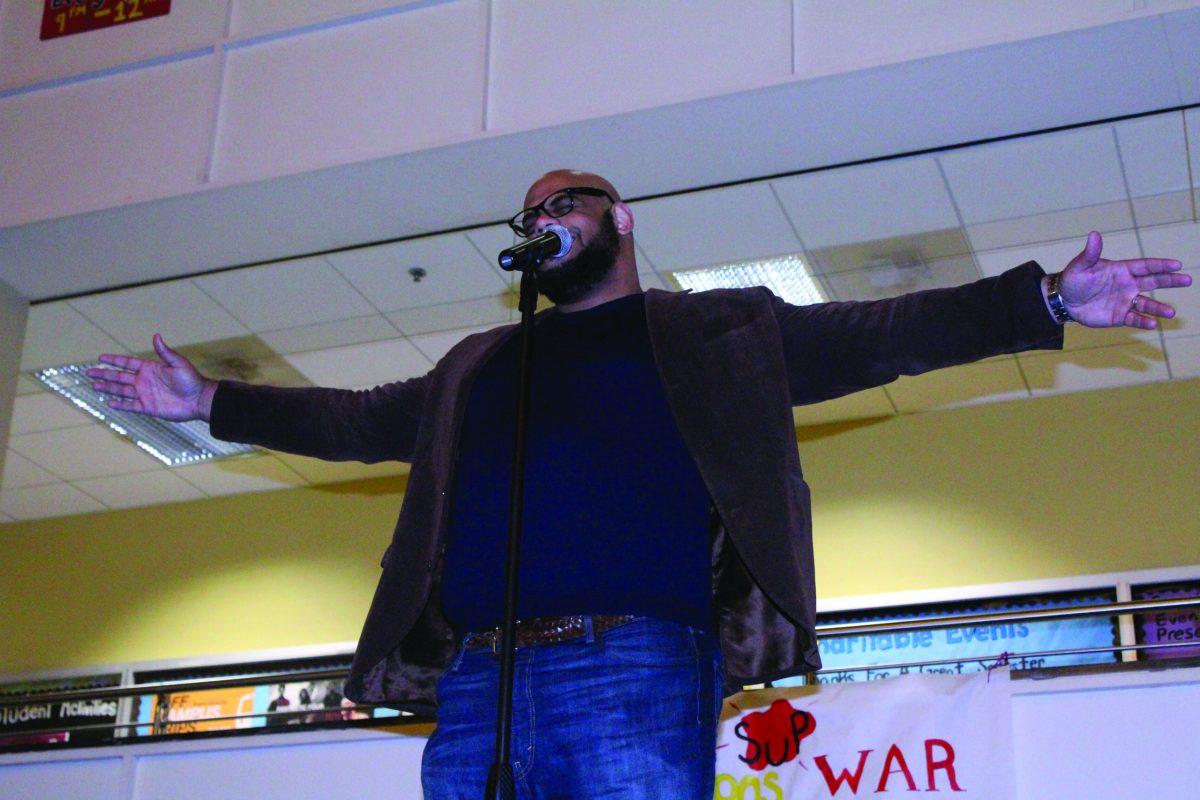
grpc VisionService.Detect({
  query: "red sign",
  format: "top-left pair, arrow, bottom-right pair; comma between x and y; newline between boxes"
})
41,0 -> 170,41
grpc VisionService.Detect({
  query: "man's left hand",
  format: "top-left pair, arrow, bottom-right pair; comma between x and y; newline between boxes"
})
1054,230 -> 1191,329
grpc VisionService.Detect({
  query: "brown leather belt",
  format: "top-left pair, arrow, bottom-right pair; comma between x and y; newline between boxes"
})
465,614 -> 636,652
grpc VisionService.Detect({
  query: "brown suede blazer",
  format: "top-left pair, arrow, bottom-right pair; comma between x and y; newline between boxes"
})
209,262 -> 1062,712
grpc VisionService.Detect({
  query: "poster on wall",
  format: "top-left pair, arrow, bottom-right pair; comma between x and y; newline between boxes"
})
714,671 -> 1014,799
41,0 -> 171,41
132,678 -> 394,736
0,696 -> 119,747
1134,583 -> 1200,660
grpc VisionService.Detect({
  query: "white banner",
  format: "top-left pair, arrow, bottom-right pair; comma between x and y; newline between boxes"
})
715,670 -> 1014,799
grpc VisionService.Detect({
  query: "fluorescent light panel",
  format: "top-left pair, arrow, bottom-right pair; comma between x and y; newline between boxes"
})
671,254 -> 825,305
34,364 -> 255,467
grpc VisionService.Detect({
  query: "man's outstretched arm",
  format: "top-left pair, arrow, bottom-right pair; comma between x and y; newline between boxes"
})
86,334 -> 431,463
774,231 -> 1191,404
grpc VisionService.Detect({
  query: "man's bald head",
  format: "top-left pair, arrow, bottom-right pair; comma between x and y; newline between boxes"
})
524,169 -> 621,208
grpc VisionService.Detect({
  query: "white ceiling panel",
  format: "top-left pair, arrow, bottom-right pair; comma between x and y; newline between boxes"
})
69,280 -> 250,351
0,483 -> 106,521
284,338 -> 431,389
19,302 -> 127,372
1139,221 -> 1200,339
387,296 -> 512,336
824,254 -> 980,302
964,201 -> 1135,252
173,454 -> 307,496
974,230 -> 1142,277
1,450 -> 59,490
639,271 -> 671,292
193,256 -> 378,331
1114,113 -> 1192,197
792,388 -> 894,426
328,233 -> 508,312
1018,342 -> 1169,396
629,183 -> 802,272
256,314 -> 400,356
73,471 -> 207,510
408,324 -> 504,366
1165,334 -> 1200,379
886,357 -> 1029,413
940,127 -> 1128,223
8,426 -> 163,481
16,375 -> 42,395
1187,108 -> 1200,187
272,452 -> 410,486
9,392 -> 91,436
463,224 -> 519,284
771,157 -> 960,249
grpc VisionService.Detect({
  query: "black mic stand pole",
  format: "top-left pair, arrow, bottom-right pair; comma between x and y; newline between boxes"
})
485,262 -> 540,800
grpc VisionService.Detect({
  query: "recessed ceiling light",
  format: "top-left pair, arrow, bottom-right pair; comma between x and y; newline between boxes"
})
34,364 -> 256,467
670,253 -> 825,305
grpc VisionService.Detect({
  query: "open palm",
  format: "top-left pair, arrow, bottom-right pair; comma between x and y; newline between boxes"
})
1059,231 -> 1190,329
86,334 -> 214,421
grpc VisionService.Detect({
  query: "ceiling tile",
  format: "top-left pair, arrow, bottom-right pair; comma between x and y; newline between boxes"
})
939,126 -> 1129,224
1114,113 -> 1191,198
791,388 -> 894,426
1,449 -> 59,490
772,156 -> 960,249
1186,108 -> 1200,189
20,301 -> 127,371
629,183 -> 802,272
16,374 -> 42,395
1138,221 -> 1200,339
408,323 -> 505,365
0,483 -> 105,520
327,232 -> 508,312
256,314 -> 400,356
824,253 -> 980,302
9,391 -> 92,436
73,471 -> 207,510
638,270 -> 670,291
70,279 -> 250,351
805,229 -> 971,276
464,223 -> 520,285
887,358 -> 1029,413
272,452 -> 410,486
964,202 -> 1134,252
974,230 -> 1142,277
1018,342 -> 1169,396
387,295 -> 512,335
284,338 -> 432,388
8,425 -> 164,481
1164,334 -> 1200,379
193,256 -> 377,331
173,453 -> 307,496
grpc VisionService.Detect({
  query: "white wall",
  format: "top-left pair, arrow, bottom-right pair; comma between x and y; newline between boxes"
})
3,0 -> 1199,228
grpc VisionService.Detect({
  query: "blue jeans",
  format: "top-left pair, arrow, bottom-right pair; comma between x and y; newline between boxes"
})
420,616 -> 724,799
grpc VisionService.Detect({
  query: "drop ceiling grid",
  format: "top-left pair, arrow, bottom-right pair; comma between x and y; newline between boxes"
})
68,279 -> 252,352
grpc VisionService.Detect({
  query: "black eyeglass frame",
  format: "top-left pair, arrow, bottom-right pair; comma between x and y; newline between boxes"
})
507,187 -> 616,237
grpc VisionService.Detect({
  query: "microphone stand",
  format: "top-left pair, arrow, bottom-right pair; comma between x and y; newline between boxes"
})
485,262 -> 540,800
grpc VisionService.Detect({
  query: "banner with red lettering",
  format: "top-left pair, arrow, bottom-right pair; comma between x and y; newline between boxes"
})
715,670 -> 1014,798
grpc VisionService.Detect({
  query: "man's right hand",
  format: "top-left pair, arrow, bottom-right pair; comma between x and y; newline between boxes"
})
86,334 -> 218,422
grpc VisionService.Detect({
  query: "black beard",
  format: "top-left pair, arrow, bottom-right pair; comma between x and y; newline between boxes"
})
537,210 -> 620,305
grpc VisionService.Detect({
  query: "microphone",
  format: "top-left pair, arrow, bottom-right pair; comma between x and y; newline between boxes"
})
497,224 -> 573,271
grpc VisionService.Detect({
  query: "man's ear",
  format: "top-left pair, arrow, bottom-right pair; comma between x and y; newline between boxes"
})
612,201 -> 634,235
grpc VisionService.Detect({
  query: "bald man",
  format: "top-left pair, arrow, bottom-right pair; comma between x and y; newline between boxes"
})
89,169 -> 1190,798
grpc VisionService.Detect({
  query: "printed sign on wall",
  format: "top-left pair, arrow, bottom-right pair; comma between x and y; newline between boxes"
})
41,0 -> 171,41
715,671 -> 1014,799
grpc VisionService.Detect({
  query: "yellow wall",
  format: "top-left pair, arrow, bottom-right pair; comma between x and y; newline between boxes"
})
2,378 -> 1197,675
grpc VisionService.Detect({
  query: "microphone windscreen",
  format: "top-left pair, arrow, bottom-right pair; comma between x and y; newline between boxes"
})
545,224 -> 573,258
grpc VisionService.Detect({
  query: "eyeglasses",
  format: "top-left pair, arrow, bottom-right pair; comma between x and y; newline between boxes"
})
507,187 -> 615,238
